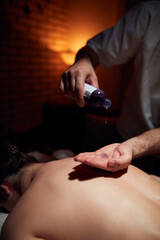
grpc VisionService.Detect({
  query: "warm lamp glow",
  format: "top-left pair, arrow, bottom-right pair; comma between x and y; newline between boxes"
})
60,37 -> 88,65
46,40 -> 68,52
40,37 -> 86,65
38,0 -> 125,66
61,51 -> 76,65
68,37 -> 87,53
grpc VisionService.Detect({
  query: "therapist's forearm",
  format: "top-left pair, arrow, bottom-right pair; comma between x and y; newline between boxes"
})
122,128 -> 160,159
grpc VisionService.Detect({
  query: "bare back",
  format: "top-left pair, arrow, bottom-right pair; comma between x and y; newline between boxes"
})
2,158 -> 160,240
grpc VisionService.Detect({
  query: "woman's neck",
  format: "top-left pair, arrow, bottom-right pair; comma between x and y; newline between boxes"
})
5,163 -> 43,211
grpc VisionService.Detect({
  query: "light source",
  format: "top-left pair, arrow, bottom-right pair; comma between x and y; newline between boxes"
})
60,50 -> 76,66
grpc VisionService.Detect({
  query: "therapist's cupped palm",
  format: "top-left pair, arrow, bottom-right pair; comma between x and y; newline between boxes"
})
74,143 -> 132,172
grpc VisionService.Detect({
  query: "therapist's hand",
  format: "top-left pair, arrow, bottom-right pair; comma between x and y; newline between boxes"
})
74,143 -> 133,172
59,58 -> 99,107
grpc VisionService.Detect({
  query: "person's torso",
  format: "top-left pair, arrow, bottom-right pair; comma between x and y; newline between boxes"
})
3,159 -> 160,240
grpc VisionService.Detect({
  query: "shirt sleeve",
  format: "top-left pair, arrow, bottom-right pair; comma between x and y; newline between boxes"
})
86,3 -> 150,68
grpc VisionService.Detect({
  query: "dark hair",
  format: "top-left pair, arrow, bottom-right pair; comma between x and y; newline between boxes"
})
0,138 -> 37,203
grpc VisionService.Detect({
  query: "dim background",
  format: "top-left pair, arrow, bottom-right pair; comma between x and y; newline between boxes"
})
0,0 -> 149,155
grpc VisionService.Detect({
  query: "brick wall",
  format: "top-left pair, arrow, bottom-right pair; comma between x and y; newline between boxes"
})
0,0 -> 70,132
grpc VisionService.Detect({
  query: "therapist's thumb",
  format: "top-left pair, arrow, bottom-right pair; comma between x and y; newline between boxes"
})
107,157 -> 130,171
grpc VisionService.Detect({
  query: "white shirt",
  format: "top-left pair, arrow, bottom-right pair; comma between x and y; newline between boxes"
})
86,1 -> 160,140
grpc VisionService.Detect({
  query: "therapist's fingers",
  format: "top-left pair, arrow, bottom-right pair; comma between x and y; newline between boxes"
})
59,72 -> 65,93
74,152 -> 110,170
74,71 -> 85,107
59,71 -> 76,104
60,72 -> 71,96
60,70 -> 85,107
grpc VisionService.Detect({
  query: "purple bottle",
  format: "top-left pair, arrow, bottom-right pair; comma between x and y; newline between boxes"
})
84,83 -> 111,109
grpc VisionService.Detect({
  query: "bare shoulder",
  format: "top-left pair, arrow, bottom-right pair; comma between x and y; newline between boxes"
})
1,158 -> 77,240
2,223 -> 45,240
36,158 -> 78,176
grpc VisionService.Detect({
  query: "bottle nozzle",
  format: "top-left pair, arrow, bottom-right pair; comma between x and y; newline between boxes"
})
103,98 -> 111,109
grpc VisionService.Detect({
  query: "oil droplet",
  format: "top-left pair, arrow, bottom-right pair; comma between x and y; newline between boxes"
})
104,111 -> 108,124
100,153 -> 109,159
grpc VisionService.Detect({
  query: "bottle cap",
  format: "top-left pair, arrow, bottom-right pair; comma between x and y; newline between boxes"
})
103,98 -> 111,109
